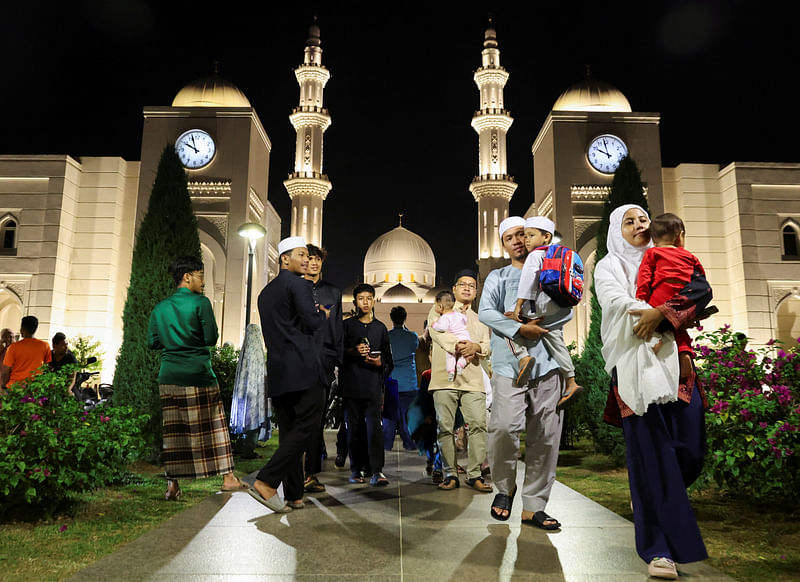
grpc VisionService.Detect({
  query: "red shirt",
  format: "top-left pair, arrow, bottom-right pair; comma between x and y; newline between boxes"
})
636,246 -> 705,354
3,338 -> 52,385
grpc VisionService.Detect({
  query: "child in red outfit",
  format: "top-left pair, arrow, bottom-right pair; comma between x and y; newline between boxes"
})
636,213 -> 712,378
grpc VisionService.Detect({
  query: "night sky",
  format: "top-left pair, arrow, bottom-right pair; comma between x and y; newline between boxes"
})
3,2 -> 799,290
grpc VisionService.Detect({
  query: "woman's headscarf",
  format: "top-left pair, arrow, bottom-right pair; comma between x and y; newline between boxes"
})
607,203 -> 653,287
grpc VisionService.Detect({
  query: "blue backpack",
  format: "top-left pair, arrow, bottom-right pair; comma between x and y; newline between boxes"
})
536,245 -> 584,307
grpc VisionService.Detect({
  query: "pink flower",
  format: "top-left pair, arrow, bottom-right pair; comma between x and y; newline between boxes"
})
696,325 -> 703,331
30,414 -> 41,421
766,339 -> 776,346
43,469 -> 51,477
740,409 -> 753,422
19,430 -> 27,436
58,525 -> 68,533
759,422 -> 768,429
785,449 -> 795,456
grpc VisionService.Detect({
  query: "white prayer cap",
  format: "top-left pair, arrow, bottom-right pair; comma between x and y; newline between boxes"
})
277,236 -> 306,255
525,216 -> 555,235
498,216 -> 525,238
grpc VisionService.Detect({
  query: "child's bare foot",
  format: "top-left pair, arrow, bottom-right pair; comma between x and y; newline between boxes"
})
557,377 -> 584,411
652,340 -> 662,355
515,356 -> 535,387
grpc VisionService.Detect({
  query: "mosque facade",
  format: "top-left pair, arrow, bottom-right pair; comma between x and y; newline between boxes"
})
0,23 -> 798,383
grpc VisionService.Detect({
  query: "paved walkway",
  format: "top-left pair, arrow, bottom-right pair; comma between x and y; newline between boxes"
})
67,433 -> 735,581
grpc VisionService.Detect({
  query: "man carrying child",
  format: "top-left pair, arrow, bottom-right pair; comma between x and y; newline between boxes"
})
427,270 -> 492,492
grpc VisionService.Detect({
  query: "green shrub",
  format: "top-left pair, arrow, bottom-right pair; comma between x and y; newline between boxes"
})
71,335 -> 104,372
0,366 -> 149,516
695,326 -> 800,502
211,343 -> 240,419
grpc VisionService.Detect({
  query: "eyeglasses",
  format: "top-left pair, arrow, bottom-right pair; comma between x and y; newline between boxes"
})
455,283 -> 477,290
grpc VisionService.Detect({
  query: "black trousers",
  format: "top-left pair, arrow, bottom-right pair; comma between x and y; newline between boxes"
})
257,384 -> 325,501
304,382 -> 332,475
344,393 -> 384,475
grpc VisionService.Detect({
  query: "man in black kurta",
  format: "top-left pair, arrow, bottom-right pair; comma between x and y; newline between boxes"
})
251,237 -> 327,512
303,244 -> 344,490
340,283 -> 393,486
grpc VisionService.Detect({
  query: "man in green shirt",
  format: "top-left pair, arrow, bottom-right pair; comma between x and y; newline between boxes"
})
148,256 -> 248,501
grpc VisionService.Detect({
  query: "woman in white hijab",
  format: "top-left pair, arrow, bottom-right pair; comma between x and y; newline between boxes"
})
594,204 -> 707,580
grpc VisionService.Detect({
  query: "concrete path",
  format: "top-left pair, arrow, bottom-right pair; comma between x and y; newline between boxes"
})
67,433 -> 735,582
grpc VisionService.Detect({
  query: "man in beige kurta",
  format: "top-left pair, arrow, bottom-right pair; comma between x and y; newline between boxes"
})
427,269 -> 492,492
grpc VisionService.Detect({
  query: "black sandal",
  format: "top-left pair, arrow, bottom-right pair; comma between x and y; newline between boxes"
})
438,475 -> 460,490
523,510 -> 561,530
490,486 -> 516,521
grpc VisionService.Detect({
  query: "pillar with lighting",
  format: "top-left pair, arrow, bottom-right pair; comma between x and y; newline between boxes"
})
284,21 -> 332,247
238,222 -> 266,327
469,22 -> 518,281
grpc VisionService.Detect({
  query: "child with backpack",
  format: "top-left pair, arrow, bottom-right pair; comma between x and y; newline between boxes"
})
509,216 -> 583,409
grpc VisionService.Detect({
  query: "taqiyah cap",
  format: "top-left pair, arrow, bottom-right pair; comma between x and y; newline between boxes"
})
277,236 -> 306,255
498,216 -> 526,237
525,216 -> 555,235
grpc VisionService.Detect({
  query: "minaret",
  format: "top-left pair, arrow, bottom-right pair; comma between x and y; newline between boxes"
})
469,23 -> 518,280
284,21 -> 332,247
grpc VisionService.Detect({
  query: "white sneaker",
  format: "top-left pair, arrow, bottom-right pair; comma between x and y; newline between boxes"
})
648,557 -> 677,580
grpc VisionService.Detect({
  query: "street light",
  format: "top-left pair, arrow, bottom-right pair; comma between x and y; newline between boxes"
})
237,222 -> 266,327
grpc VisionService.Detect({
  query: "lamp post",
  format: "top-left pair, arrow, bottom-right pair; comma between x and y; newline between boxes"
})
237,222 -> 266,327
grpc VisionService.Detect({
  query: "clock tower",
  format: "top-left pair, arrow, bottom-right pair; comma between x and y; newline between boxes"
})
530,75 -> 665,347
470,23 -> 518,281
136,73 -> 279,345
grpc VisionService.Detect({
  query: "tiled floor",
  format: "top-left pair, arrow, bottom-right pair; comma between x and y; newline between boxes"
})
66,433 -> 735,581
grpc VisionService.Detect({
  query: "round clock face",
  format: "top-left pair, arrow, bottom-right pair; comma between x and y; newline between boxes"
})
587,134 -> 628,174
175,130 -> 216,169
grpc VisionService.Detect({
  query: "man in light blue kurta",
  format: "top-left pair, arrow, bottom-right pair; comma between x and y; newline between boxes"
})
478,217 -> 571,529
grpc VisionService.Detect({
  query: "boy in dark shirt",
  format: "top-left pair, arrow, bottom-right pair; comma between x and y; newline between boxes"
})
340,284 -> 393,486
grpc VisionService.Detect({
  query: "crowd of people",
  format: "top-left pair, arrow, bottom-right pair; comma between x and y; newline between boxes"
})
142,206 -> 711,580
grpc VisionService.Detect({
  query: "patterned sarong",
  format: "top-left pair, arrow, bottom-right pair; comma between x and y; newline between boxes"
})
160,384 -> 234,479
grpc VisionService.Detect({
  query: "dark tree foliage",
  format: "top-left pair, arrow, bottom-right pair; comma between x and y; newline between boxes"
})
572,156 -> 649,464
113,146 -> 201,460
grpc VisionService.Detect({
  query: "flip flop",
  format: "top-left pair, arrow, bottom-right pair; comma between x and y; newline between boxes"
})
247,488 -> 292,513
523,510 -> 561,530
286,499 -> 305,509
557,385 -> 585,411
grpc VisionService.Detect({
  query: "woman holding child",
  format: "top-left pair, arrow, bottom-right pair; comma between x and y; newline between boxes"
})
594,204 -> 708,580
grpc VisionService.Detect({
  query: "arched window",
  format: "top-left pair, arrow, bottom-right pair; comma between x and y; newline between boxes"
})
782,221 -> 800,259
0,216 -> 18,255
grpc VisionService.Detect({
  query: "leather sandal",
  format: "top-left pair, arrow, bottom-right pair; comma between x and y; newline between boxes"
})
438,475 -> 460,490
465,476 -> 493,492
303,475 -> 326,492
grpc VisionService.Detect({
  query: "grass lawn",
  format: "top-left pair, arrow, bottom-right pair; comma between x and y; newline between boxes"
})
556,439 -> 800,582
0,439 -> 276,582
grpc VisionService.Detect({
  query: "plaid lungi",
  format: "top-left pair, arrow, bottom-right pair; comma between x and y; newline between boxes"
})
160,384 -> 234,479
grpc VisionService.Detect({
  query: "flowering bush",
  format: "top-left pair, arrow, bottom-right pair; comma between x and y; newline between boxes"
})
0,366 -> 149,515
695,326 -> 800,501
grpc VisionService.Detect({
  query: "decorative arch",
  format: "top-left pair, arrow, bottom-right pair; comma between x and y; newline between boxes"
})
781,219 -> 800,259
775,290 -> 800,345
0,214 -> 18,255
0,283 -> 23,332
199,231 -> 227,333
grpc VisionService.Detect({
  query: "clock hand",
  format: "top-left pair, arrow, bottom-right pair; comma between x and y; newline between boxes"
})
184,140 -> 199,153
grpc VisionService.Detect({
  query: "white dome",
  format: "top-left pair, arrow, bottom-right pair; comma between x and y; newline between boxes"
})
381,283 -> 419,303
364,225 -> 436,288
172,74 -> 251,108
553,78 -> 631,112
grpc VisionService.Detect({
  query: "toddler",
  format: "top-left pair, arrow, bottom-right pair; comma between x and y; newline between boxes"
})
635,212 -> 713,378
431,290 -> 473,381
511,216 -> 582,410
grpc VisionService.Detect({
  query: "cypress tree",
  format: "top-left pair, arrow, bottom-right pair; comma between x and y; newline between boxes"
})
573,155 -> 649,463
114,145 -> 201,459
